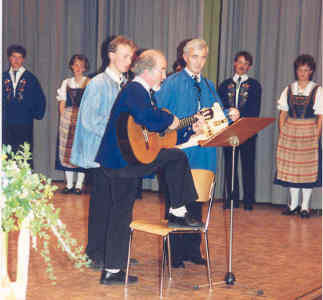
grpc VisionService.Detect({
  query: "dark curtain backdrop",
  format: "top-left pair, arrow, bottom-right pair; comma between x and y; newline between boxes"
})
217,0 -> 322,208
2,0 -> 98,179
2,0 -> 322,208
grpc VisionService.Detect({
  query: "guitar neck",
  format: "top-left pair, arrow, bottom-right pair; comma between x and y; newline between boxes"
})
177,114 -> 197,129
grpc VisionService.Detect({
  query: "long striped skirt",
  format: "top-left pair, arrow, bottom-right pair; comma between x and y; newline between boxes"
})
274,117 -> 321,188
58,107 -> 80,169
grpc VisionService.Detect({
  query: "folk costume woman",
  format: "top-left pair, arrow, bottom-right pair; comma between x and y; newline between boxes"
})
56,54 -> 90,194
275,54 -> 322,218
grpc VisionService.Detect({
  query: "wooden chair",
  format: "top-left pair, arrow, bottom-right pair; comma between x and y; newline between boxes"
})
125,169 -> 216,297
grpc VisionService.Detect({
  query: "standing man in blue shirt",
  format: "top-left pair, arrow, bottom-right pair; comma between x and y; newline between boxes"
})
3,44 -> 46,166
71,36 -> 137,269
155,39 -> 239,268
218,51 -> 262,211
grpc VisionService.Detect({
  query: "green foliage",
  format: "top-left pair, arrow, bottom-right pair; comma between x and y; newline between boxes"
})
1,143 -> 90,282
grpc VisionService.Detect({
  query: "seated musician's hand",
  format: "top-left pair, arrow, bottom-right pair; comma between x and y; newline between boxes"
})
192,114 -> 206,134
229,107 -> 240,121
169,115 -> 180,130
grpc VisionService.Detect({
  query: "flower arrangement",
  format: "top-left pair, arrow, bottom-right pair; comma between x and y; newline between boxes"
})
1,143 -> 89,283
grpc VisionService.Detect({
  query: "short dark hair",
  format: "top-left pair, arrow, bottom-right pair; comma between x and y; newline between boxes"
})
108,35 -> 137,54
234,51 -> 253,66
7,44 -> 26,58
69,54 -> 90,72
294,54 -> 316,80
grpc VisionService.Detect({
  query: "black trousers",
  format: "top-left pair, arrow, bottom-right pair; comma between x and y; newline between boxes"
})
3,123 -> 33,167
103,148 -> 198,269
223,136 -> 257,204
85,168 -> 110,264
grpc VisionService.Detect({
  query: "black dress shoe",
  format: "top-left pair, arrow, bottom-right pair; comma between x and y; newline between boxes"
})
62,187 -> 74,194
282,206 -> 300,216
172,261 -> 185,268
168,212 -> 202,228
187,256 -> 207,265
244,203 -> 253,211
73,188 -> 82,195
300,210 -> 310,218
100,270 -> 138,285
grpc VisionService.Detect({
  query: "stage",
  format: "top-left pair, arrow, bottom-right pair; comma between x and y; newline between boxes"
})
6,182 -> 322,299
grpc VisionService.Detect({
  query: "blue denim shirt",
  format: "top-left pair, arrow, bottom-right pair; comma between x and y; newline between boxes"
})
71,72 -> 120,168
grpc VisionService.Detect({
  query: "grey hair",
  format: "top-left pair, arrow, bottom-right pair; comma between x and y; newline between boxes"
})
183,38 -> 208,54
132,49 -> 164,76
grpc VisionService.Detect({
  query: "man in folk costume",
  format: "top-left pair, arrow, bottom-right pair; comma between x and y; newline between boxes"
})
155,39 -> 239,268
218,51 -> 262,211
2,44 -> 46,166
71,36 -> 137,268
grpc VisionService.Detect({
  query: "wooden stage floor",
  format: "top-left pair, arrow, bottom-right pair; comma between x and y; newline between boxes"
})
6,183 -> 322,300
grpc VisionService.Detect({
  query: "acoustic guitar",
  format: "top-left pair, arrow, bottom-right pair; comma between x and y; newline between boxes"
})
116,108 -> 213,164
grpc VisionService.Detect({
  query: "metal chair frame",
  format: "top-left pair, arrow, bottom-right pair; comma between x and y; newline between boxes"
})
125,176 -> 216,297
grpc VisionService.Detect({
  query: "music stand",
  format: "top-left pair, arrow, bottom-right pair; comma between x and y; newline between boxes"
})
199,117 -> 275,285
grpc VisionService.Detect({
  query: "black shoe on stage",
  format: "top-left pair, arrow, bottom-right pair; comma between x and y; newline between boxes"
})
62,187 -> 74,194
300,210 -> 310,218
100,270 -> 138,285
244,203 -> 253,211
168,212 -> 202,228
172,261 -> 185,268
282,206 -> 300,216
187,256 -> 207,265
73,188 -> 82,195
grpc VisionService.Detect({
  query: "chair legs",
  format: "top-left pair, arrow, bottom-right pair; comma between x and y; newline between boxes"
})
126,230 -> 212,296
125,229 -> 133,286
125,231 -> 172,297
204,230 -> 212,289
166,235 -> 172,280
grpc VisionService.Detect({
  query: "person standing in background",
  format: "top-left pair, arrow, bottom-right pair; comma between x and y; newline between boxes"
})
218,51 -> 261,211
2,44 -> 46,166
275,54 -> 322,218
71,36 -> 137,269
55,54 -> 90,195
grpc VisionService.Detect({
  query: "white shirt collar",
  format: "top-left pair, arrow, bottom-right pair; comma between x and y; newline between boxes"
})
292,81 -> 316,96
9,66 -> 25,76
132,76 -> 151,93
184,68 -> 201,82
233,73 -> 248,83
68,76 -> 87,88
105,66 -> 125,85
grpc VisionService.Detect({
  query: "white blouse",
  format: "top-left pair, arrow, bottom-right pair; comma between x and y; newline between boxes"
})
56,76 -> 87,102
277,81 -> 323,115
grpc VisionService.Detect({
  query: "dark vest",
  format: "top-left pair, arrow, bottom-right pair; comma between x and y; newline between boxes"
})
287,84 -> 319,119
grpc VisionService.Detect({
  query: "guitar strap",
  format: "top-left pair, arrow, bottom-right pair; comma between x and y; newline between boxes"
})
203,78 -> 219,103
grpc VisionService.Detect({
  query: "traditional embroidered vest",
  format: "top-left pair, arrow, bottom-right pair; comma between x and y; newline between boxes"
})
287,84 -> 319,119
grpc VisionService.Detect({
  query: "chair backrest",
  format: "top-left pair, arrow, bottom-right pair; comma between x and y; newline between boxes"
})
191,169 -> 214,203
191,169 -> 216,230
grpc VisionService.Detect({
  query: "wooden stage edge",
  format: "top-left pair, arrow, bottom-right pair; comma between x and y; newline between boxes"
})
5,183 -> 322,300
